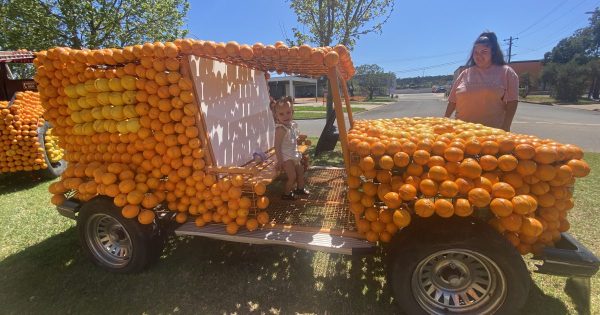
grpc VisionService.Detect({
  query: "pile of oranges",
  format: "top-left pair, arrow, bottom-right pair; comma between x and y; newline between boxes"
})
347,117 -> 590,255
44,127 -> 64,163
36,40 -> 284,234
0,91 -> 62,173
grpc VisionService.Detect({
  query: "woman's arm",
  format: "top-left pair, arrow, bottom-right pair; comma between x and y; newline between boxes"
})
444,102 -> 456,118
502,100 -> 518,131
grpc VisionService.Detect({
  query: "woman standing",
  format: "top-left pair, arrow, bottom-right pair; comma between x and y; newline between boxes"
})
445,32 -> 519,131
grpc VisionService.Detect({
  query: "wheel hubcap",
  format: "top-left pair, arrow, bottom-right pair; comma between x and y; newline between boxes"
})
85,213 -> 132,268
412,249 -> 507,314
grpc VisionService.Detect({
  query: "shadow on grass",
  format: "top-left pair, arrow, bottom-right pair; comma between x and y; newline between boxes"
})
0,172 -> 54,196
0,227 -> 578,315
0,227 -> 397,314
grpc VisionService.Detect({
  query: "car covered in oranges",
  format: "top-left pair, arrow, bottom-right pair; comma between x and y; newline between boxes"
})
37,40 -> 598,314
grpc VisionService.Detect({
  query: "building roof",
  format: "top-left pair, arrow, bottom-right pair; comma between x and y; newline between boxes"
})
0,51 -> 35,63
38,40 -> 355,81
268,76 -> 318,83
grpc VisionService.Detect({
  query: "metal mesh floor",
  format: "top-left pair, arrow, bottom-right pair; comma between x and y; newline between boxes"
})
263,167 -> 353,230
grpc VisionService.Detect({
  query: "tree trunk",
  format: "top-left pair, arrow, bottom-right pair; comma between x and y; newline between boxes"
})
368,89 -> 374,100
593,76 -> 600,99
326,79 -> 335,122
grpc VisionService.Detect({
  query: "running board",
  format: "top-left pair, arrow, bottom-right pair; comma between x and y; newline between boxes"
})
175,222 -> 376,255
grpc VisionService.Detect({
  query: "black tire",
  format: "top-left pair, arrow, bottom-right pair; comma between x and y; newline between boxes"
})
77,196 -> 162,273
388,216 -> 530,315
37,122 -> 67,179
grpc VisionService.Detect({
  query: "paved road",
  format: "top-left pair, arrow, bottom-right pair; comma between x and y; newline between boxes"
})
297,93 -> 600,152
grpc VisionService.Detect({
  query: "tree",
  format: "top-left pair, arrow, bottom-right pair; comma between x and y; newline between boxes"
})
288,0 -> 395,120
542,61 -> 589,102
543,7 -> 600,100
289,0 -> 394,49
0,0 -> 189,51
354,64 -> 395,99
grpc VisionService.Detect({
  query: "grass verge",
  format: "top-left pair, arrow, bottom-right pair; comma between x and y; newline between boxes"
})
295,107 -> 366,120
521,95 -> 600,105
0,150 -> 598,314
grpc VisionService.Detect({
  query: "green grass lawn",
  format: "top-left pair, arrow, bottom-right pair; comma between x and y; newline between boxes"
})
0,150 -> 598,314
294,106 -> 367,120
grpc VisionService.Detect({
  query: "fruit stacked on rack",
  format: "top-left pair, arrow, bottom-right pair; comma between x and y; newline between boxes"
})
0,91 -> 61,173
35,41 -> 334,234
347,117 -> 590,255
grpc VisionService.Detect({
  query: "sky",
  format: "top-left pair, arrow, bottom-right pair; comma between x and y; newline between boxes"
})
185,0 -> 599,78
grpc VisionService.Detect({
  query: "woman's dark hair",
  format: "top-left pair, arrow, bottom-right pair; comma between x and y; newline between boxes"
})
466,31 -> 506,67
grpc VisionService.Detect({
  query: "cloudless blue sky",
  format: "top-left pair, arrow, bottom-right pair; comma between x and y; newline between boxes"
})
185,0 -> 598,78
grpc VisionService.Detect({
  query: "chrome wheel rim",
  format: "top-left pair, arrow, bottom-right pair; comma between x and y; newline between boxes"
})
85,213 -> 132,268
411,249 -> 507,314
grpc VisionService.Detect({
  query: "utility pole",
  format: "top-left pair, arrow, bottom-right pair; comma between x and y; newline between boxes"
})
503,36 -> 518,63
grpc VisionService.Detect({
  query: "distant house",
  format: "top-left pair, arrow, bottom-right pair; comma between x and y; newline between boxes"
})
268,76 -> 322,99
453,60 -> 544,90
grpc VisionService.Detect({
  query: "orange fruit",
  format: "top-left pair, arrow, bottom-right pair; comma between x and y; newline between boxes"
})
392,209 -> 411,228
490,198 -> 513,217
414,198 -> 435,217
468,188 -> 491,208
427,155 -> 446,168
121,205 -> 140,219
502,172 -> 523,189
393,152 -> 410,167
499,213 -> 523,232
364,207 -> 379,222
359,156 -> 375,171
455,177 -> 475,195
427,166 -> 448,182
398,184 -> 417,201
534,145 -> 558,164
412,150 -> 430,165
175,212 -> 188,224
438,180 -> 459,198
256,196 -> 270,209
137,209 -> 155,224
511,195 -> 532,214
379,155 -> 394,170
491,182 -> 516,199
516,159 -> 537,176
535,164 -> 557,181
195,216 -> 206,227
383,192 -> 402,209
514,144 -> 535,160
419,179 -> 438,197
520,216 -> 543,237
434,199 -> 454,218
443,147 -> 464,162
479,155 -> 498,171
254,182 -> 267,195
474,176 -> 493,192
464,139 -> 482,155
567,159 -> 590,177
480,141 -> 499,155
454,198 -> 473,217
458,158 -> 482,179
370,142 -> 386,156
226,222 -> 239,235
257,211 -> 269,225
246,218 -> 259,231
497,155 -> 518,172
